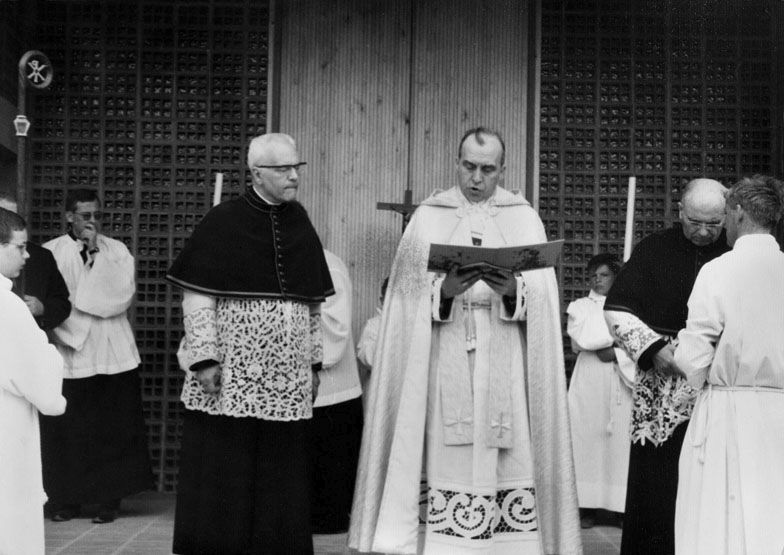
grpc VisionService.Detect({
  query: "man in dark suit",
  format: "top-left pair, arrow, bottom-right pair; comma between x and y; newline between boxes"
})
0,189 -> 70,332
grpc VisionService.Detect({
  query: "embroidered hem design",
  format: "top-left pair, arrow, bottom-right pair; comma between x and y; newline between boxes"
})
424,486 -> 538,540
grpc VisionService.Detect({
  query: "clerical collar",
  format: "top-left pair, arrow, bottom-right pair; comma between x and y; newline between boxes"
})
251,186 -> 280,205
242,187 -> 290,214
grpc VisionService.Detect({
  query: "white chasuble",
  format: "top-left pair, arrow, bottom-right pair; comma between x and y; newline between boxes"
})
348,186 -> 581,555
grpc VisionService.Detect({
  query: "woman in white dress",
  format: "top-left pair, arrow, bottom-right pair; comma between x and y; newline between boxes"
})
567,253 -> 635,528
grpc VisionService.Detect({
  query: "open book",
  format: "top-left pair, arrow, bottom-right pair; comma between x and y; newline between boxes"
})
427,239 -> 563,275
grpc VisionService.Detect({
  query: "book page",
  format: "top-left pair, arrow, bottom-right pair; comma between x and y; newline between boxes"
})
427,240 -> 563,274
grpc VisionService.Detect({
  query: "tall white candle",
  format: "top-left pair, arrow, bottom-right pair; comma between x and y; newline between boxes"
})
212,172 -> 223,207
623,176 -> 636,261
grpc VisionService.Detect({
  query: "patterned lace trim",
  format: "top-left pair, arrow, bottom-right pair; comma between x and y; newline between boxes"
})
181,298 -> 314,421
607,311 -> 661,361
182,306 -> 218,365
420,486 -> 538,540
631,371 -> 697,446
607,311 -> 698,445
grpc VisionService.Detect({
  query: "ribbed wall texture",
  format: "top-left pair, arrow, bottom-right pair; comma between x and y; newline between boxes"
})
409,1 -> 529,195
281,0 -> 532,339
280,0 -> 413,340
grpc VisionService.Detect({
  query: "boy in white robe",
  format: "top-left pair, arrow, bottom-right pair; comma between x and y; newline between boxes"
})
674,175 -> 784,555
0,208 -> 66,555
310,249 -> 364,533
566,253 -> 633,527
356,276 -> 388,370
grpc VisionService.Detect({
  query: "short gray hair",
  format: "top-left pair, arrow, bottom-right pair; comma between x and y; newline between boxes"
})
247,133 -> 297,169
726,175 -> 784,230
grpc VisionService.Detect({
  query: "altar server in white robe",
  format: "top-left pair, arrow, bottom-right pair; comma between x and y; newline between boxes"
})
42,188 -> 151,524
0,207 -> 66,555
567,253 -> 634,527
349,127 -> 581,555
674,175 -> 784,555
356,277 -> 387,371
310,249 -> 364,533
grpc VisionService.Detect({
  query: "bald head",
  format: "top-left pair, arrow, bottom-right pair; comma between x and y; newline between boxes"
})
681,178 -> 727,207
679,178 -> 727,246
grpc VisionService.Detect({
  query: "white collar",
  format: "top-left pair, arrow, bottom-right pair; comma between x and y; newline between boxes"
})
733,233 -> 779,250
587,289 -> 606,303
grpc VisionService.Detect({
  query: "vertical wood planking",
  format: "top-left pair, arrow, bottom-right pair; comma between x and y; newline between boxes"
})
409,0 -> 530,198
279,0 -> 412,337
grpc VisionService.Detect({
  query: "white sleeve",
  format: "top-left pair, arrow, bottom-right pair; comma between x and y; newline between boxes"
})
177,291 -> 218,372
357,315 -> 380,368
320,263 -> 352,369
605,309 -> 662,363
675,267 -> 722,388
567,298 -> 614,351
0,294 -> 66,415
73,238 -> 136,318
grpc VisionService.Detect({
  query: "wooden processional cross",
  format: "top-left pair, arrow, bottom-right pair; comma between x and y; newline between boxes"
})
377,189 -> 418,233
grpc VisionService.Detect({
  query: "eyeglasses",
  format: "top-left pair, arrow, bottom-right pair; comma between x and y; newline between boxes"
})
254,162 -> 307,174
685,218 -> 723,230
74,211 -> 104,221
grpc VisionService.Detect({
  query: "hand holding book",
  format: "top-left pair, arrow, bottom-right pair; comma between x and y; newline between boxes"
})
478,267 -> 516,297
440,264 -> 484,299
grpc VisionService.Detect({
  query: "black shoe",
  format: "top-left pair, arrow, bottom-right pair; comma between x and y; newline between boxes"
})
51,505 -> 79,522
92,509 -> 118,524
92,499 -> 120,524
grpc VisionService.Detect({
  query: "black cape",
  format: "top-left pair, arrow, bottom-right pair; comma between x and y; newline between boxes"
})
167,189 -> 334,302
604,223 -> 730,366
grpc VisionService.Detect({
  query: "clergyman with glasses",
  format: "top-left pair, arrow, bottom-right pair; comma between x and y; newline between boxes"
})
603,177 -> 730,555
41,188 -> 153,524
167,133 -> 334,554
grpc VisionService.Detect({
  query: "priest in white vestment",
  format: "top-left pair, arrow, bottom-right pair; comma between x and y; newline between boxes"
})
349,128 -> 581,555
674,175 -> 784,555
0,208 -> 66,555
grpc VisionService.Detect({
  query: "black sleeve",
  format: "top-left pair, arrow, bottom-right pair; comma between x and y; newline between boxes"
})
637,338 -> 668,371
36,248 -> 72,331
